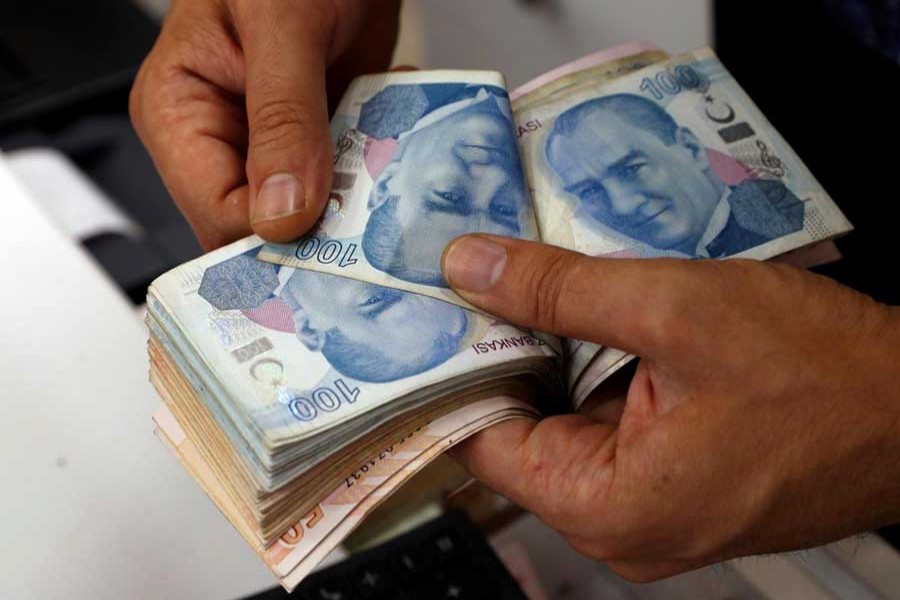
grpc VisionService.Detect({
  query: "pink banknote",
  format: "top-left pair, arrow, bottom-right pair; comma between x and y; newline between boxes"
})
510,41 -> 661,101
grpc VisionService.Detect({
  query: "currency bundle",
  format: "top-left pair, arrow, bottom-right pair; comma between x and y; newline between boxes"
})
148,42 -> 852,591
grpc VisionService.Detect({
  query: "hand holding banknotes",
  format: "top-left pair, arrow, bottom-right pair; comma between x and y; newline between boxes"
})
131,15 -> 889,589
129,0 -> 400,249
443,234 -> 900,582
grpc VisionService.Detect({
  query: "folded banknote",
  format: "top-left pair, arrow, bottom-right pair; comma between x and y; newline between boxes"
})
513,47 -> 852,394
147,42 -> 851,591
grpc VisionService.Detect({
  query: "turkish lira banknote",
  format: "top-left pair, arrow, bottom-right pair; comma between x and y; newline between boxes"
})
517,47 -> 851,261
147,44 -> 854,592
153,396 -> 537,591
511,42 -> 669,111
148,235 -> 559,490
511,41 -> 663,101
258,70 -> 540,312
256,47 -> 851,397
513,48 -> 851,394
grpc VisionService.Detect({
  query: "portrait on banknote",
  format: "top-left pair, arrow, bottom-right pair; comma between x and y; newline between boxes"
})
357,83 -> 533,287
542,93 -> 806,259
279,269 -> 473,383
197,251 -> 476,385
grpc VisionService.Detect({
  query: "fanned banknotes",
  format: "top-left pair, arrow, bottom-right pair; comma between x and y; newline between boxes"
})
148,43 -> 852,591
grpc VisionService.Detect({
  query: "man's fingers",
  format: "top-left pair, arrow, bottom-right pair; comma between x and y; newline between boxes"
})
232,0 -> 336,243
579,395 -> 627,425
154,123 -> 253,251
450,419 -> 536,507
130,12 -> 253,251
132,82 -> 251,250
452,415 -> 617,522
604,558 -> 709,583
442,235 -> 691,353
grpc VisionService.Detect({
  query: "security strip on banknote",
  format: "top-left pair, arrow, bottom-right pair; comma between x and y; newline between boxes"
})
147,43 -> 852,591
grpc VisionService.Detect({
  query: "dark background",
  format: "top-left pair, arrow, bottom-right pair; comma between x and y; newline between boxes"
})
716,0 -> 900,550
717,1 -> 900,307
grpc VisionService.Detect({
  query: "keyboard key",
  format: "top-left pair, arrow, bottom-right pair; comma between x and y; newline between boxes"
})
241,510 -> 527,600
430,530 -> 465,566
307,579 -> 350,600
419,577 -> 493,599
353,562 -> 390,598
443,566 -> 500,600
390,548 -> 432,583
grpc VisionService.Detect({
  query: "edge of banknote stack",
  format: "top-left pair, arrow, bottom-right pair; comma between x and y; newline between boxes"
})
145,236 -> 562,589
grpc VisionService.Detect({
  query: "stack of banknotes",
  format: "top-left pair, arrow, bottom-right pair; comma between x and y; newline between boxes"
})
148,42 -> 853,590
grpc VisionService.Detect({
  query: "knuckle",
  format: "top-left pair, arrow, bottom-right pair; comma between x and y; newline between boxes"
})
129,61 -> 172,144
519,252 -> 582,332
249,96 -> 317,153
127,62 -> 187,144
128,46 -> 164,134
174,24 -> 230,72
128,71 -> 145,130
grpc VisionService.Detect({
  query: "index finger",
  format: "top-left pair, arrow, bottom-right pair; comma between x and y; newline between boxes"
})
130,2 -> 252,250
451,415 -> 618,521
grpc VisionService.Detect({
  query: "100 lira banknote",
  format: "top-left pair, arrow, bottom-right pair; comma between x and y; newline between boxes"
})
513,48 -> 852,393
517,47 -> 851,261
153,395 -> 537,591
258,70 -> 541,311
148,236 -> 557,486
146,44 -> 856,593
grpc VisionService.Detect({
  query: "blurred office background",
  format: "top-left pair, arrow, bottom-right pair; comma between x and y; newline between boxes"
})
1,1 -> 897,599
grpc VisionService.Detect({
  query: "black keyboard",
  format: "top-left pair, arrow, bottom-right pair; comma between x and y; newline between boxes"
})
242,510 -> 528,600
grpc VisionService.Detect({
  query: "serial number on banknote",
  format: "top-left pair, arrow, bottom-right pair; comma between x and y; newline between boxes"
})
344,424 -> 428,488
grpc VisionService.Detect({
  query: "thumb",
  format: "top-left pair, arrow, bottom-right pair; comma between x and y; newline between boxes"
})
234,1 -> 335,243
441,234 -> 683,354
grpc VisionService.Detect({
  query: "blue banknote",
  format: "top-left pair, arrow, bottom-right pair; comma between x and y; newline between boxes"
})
518,48 -> 851,263
258,71 -> 540,311
514,48 -> 852,393
148,236 -> 558,489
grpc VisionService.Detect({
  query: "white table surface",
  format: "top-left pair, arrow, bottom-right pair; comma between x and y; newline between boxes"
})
0,154 -> 276,599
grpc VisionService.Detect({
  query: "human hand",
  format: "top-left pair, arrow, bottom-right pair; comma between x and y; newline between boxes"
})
130,0 -> 401,250
441,234 -> 900,581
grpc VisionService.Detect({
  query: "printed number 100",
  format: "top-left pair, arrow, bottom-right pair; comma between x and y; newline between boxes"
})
639,66 -> 702,100
289,379 -> 360,422
295,236 -> 358,268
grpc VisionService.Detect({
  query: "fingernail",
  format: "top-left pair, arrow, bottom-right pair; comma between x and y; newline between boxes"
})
252,173 -> 305,223
443,236 -> 507,293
